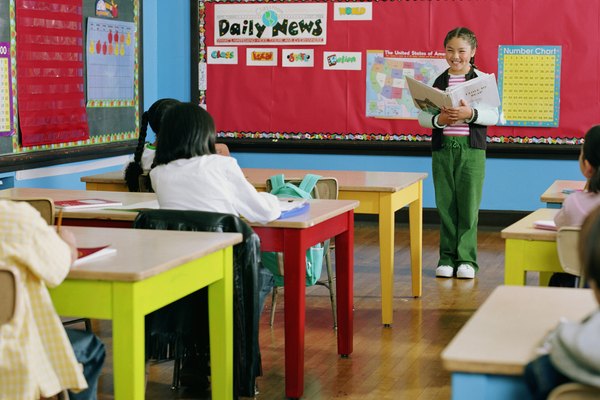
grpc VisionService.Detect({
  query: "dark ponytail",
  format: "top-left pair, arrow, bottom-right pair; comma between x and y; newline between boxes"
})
584,125 -> 600,193
124,98 -> 180,191
124,111 -> 149,191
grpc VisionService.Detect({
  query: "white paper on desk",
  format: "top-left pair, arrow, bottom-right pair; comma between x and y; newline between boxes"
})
73,248 -> 117,267
111,200 -> 160,210
533,220 -> 557,231
278,199 -> 308,212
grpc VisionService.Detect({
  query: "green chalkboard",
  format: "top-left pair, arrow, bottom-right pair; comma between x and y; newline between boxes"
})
0,0 -> 142,172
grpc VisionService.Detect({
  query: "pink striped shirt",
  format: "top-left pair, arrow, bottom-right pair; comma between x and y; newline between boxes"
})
443,75 -> 470,136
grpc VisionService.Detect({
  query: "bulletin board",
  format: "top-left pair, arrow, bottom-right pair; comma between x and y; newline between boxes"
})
0,0 -> 141,171
194,0 -> 600,157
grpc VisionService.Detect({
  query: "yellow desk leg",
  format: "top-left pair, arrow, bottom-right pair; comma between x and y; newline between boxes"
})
504,239 -> 527,285
408,181 -> 423,298
112,282 -> 145,400
379,193 -> 395,326
209,247 -> 234,400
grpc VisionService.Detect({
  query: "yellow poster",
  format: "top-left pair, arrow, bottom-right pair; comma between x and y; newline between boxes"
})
497,45 -> 561,127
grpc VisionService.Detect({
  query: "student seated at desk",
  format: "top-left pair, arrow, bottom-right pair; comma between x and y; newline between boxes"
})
525,205 -> 600,399
149,102 -> 279,392
124,98 -> 231,192
551,125 -> 600,286
124,98 -> 180,192
0,200 -> 105,400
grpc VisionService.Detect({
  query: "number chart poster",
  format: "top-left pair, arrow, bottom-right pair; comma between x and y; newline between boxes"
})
86,17 -> 136,106
0,42 -> 12,136
497,45 -> 561,127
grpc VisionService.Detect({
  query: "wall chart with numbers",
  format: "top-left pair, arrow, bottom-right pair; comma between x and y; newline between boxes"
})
0,42 -> 12,136
497,45 -> 561,128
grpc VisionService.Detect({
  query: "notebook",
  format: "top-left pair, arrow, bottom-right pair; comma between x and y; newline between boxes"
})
73,245 -> 117,267
533,220 -> 557,231
55,198 -> 123,210
278,199 -> 310,219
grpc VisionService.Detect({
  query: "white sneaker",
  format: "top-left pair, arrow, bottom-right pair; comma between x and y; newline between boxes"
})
456,264 -> 475,279
435,265 -> 454,278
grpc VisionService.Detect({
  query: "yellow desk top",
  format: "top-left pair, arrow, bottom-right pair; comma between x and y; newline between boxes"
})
540,180 -> 586,204
243,168 -> 428,193
63,226 -> 241,282
442,285 -> 596,375
81,169 -> 428,193
500,208 -> 559,241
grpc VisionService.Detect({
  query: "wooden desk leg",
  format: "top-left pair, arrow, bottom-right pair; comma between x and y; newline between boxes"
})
379,194 -> 395,326
209,247 -> 234,400
504,239 -> 527,285
408,181 -> 423,298
283,229 -> 308,399
335,211 -> 354,356
112,282 -> 145,400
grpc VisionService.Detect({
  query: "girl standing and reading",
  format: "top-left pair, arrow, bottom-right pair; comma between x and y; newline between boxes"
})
418,27 -> 499,279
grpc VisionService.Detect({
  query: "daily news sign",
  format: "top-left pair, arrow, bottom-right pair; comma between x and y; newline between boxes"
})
214,3 -> 327,46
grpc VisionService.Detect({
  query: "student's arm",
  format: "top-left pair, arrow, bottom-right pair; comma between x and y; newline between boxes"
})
1,202 -> 73,287
226,160 -> 281,224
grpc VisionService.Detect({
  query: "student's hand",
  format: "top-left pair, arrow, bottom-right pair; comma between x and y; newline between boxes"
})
454,99 -> 473,121
59,228 -> 78,264
441,100 -> 473,124
437,108 -> 453,125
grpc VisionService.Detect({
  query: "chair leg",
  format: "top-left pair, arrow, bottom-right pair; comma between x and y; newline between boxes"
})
171,335 -> 181,390
84,318 -> 92,332
325,249 -> 337,329
270,287 -> 278,327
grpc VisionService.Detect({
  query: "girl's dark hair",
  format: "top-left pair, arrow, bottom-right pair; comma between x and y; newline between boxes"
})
444,27 -> 478,70
583,125 -> 600,193
124,98 -> 179,191
579,204 -> 600,286
153,102 -> 216,166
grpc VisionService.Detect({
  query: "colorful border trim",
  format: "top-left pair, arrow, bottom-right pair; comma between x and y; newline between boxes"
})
217,131 -> 583,145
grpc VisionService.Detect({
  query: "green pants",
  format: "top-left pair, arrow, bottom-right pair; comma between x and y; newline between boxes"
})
432,136 -> 485,270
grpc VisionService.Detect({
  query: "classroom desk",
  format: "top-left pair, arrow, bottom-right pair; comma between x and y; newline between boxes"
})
81,168 -> 428,326
2,187 -> 357,399
441,285 -> 596,400
540,180 -> 586,208
500,208 -> 562,286
0,187 -> 156,228
49,226 -> 240,400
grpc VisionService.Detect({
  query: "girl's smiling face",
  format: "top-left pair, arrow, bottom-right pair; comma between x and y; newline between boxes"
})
445,36 -> 476,75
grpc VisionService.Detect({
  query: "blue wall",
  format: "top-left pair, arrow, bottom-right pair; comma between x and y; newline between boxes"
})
0,0 -> 581,213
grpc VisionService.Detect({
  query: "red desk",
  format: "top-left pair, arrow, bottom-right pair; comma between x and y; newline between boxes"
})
249,199 -> 357,398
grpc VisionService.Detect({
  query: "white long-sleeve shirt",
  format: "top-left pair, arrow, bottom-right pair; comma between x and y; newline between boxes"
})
150,154 -> 281,224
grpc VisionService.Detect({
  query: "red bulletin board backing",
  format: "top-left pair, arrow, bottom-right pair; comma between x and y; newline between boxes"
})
200,0 -> 600,147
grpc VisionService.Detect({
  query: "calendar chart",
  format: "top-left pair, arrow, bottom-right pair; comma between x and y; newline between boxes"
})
86,17 -> 136,105
497,45 -> 561,127
0,42 -> 13,136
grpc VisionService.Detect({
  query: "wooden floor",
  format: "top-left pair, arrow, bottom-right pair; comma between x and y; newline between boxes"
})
93,220 -> 522,399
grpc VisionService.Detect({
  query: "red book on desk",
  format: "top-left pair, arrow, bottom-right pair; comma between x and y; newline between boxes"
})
55,198 -> 122,210
73,245 -> 117,267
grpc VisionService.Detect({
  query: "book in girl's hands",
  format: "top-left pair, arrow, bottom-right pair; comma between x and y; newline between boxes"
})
55,198 -> 123,210
533,220 -> 558,231
73,245 -> 117,267
406,73 -> 500,114
278,199 -> 310,219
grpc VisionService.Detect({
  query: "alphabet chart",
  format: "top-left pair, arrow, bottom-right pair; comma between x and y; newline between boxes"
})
497,45 -> 561,127
0,42 -> 12,136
